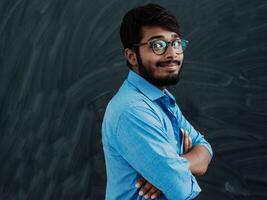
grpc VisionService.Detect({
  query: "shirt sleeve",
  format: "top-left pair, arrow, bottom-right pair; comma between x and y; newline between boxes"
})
176,105 -> 213,158
115,106 -> 201,200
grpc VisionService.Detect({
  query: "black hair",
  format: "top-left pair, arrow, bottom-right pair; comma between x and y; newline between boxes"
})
120,3 -> 180,69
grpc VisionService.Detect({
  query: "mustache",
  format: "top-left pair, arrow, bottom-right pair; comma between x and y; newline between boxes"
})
156,60 -> 181,67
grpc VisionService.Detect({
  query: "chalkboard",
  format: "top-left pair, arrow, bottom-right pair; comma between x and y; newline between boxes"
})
0,0 -> 266,199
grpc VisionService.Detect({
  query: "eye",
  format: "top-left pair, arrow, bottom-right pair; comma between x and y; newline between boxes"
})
150,40 -> 166,50
172,39 -> 181,48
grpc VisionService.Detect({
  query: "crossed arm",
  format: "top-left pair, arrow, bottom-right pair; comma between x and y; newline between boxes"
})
135,129 -> 212,199
116,106 -> 213,199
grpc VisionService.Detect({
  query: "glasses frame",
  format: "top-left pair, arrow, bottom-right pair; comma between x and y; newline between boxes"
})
133,38 -> 189,55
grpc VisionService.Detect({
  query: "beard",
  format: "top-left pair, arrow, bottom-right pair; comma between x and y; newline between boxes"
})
136,53 -> 182,87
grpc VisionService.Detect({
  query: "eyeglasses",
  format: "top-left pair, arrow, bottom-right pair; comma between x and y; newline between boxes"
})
133,38 -> 189,55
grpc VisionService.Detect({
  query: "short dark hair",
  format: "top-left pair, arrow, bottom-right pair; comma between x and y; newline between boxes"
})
120,3 -> 180,68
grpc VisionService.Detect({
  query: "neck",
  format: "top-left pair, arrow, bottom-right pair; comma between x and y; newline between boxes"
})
132,68 -> 166,91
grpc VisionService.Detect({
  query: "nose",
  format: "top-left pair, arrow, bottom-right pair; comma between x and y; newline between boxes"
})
164,44 -> 179,59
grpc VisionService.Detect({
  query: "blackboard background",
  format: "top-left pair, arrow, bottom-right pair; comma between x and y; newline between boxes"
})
0,0 -> 266,199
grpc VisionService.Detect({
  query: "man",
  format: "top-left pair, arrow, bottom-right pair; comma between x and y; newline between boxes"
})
101,3 -> 213,200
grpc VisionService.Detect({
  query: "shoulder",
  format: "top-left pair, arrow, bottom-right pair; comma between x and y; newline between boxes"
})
107,80 -> 157,116
103,80 -> 166,133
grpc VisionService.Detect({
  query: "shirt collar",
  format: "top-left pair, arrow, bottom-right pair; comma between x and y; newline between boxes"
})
163,89 -> 176,106
126,70 -> 176,104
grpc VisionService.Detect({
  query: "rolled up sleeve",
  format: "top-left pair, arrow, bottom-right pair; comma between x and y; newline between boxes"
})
115,106 -> 201,200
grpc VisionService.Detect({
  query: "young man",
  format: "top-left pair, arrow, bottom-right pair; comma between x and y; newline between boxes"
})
101,3 -> 213,200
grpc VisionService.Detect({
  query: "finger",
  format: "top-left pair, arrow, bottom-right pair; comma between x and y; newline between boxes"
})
151,190 -> 162,199
184,131 -> 189,152
135,177 -> 146,188
188,136 -> 192,149
139,182 -> 153,196
181,128 -> 185,147
143,186 -> 158,199
181,128 -> 185,139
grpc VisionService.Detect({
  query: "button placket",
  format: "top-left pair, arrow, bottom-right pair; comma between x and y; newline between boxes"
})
159,96 -> 181,154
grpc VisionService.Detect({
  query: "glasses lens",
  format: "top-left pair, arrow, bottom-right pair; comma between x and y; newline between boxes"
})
172,39 -> 181,50
171,39 -> 188,53
181,39 -> 188,51
150,40 -> 166,55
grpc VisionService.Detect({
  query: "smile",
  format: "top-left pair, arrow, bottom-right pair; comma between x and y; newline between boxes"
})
157,60 -> 180,68
161,63 -> 178,67
157,61 -> 180,71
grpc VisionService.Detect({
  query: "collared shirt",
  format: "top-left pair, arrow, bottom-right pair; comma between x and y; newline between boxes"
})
101,70 -> 213,200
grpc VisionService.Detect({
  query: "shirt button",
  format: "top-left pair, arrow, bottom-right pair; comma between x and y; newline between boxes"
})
175,140 -> 178,144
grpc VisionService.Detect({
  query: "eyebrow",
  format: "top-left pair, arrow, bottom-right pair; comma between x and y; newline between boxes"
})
147,34 -> 179,41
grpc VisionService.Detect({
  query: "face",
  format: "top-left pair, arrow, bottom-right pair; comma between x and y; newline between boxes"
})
127,26 -> 184,90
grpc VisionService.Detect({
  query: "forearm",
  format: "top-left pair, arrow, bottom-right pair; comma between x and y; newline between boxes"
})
181,145 -> 212,176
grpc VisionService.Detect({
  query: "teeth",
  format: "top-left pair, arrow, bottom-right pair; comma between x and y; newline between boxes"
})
161,62 -> 179,65
157,62 -> 180,67
162,64 -> 177,66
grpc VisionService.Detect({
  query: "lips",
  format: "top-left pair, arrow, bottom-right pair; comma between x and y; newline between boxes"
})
157,60 -> 181,68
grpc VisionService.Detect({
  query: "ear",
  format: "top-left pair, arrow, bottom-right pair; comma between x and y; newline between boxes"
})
124,48 -> 138,67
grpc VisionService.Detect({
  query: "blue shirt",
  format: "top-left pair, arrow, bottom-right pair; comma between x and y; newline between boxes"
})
102,70 -> 213,200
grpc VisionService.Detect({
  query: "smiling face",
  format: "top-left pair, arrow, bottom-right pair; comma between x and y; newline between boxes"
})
125,26 -> 184,90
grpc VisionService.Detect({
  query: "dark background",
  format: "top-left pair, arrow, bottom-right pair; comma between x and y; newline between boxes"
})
0,0 -> 266,199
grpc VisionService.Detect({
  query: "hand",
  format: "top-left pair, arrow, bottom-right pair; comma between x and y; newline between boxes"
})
181,128 -> 192,153
135,176 -> 162,199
